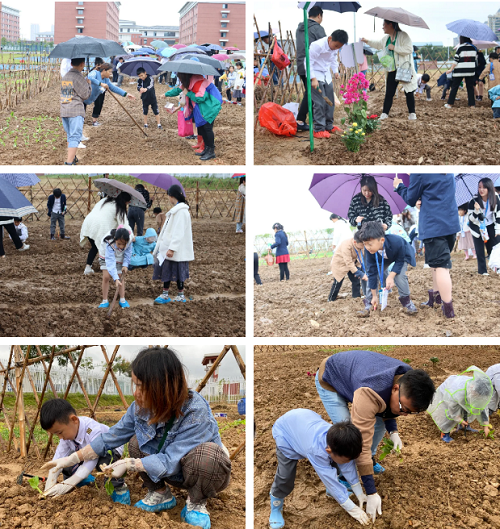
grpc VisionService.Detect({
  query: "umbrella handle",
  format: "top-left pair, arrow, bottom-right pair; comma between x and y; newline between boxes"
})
107,90 -> 148,138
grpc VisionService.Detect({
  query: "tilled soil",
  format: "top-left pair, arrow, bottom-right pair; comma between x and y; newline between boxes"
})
254,90 -> 499,165
0,79 -> 245,166
254,253 -> 500,337
0,219 -> 245,337
0,404 -> 245,529
254,345 -> 500,529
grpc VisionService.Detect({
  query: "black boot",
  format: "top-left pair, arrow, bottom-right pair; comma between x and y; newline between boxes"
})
356,298 -> 371,318
200,147 -> 216,161
50,234 -> 55,241
195,147 -> 208,157
421,289 -> 439,308
60,233 -> 70,240
441,300 -> 455,318
399,295 -> 418,314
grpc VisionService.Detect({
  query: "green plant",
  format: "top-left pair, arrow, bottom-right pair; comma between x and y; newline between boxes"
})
430,357 -> 439,366
28,476 -> 44,497
219,419 -> 245,433
403,358 -> 411,364
340,125 -> 366,153
379,438 -> 403,462
340,73 -> 370,131
365,114 -> 381,134
483,428 -> 495,440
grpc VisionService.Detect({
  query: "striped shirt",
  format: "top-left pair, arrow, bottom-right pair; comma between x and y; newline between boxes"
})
452,44 -> 478,78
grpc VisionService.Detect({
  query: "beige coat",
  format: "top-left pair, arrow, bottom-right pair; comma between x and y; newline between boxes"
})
331,238 -> 361,282
366,30 -> 418,93
480,59 -> 500,89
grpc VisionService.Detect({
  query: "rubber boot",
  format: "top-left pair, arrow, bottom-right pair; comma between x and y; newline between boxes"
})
456,423 -> 478,433
399,295 -> 418,314
192,135 -> 203,149
356,298 -> 371,318
269,494 -> 285,529
327,282 -> 340,302
60,233 -> 70,240
200,146 -> 216,161
421,289 -> 436,308
441,299 -> 455,319
195,139 -> 205,154
441,432 -> 454,443
195,146 -> 208,156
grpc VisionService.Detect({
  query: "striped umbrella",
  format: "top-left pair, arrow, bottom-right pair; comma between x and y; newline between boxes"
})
93,179 -> 146,208
0,173 -> 40,187
0,179 -> 38,217
455,174 -> 500,207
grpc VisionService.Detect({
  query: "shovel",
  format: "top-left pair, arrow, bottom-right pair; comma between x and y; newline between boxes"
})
317,88 -> 334,107
16,471 -> 47,485
107,276 -> 125,319
107,90 -> 148,138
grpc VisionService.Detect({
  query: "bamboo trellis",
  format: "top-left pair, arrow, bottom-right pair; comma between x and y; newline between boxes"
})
255,345 -> 335,353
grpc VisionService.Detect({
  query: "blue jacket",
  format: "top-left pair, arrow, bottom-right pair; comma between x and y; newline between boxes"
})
84,70 -> 127,105
489,84 -> 500,109
271,230 -> 289,257
47,194 -> 67,217
395,174 -> 460,240
365,234 -> 416,290
130,228 -> 157,267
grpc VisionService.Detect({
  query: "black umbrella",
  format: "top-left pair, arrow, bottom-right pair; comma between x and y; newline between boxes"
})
180,54 -> 224,69
158,59 -> 220,77
49,36 -> 125,59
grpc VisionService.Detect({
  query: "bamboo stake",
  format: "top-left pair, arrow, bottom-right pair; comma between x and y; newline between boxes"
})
8,346 -> 30,454
99,345 -> 129,409
0,346 -> 14,412
196,346 -> 231,393
0,345 -> 83,374
33,346 -> 59,398
107,90 -> 148,137
229,346 -> 246,379
88,176 -> 92,214
39,348 -> 60,459
90,345 -> 121,416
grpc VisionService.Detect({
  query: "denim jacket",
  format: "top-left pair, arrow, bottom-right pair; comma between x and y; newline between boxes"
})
84,70 -> 127,105
90,390 -> 222,482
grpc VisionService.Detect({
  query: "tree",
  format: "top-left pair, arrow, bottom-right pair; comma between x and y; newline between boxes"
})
109,355 -> 132,377
20,345 -> 73,367
1,37 -> 7,48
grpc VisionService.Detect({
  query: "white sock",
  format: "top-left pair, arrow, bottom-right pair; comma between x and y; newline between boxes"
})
120,298 -> 126,303
102,299 -> 108,304
85,264 -> 92,271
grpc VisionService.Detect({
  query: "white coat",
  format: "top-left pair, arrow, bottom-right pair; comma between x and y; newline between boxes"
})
366,31 -> 418,93
153,202 -> 194,264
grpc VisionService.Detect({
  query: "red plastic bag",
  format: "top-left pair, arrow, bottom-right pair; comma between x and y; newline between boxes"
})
258,102 -> 297,137
177,111 -> 194,137
271,39 -> 290,70
265,250 -> 275,266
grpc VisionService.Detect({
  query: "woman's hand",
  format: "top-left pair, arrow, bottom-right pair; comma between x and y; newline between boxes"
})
388,44 -> 395,51
356,216 -> 364,224
393,176 -> 403,188
100,458 -> 144,478
166,249 -> 175,258
127,93 -> 136,100
361,38 -> 368,43
474,201 -> 481,211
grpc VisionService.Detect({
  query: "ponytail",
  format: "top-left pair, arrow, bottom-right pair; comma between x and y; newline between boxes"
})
167,184 -> 189,207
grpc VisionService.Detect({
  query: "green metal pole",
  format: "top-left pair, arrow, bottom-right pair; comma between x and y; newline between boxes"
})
303,3 -> 314,152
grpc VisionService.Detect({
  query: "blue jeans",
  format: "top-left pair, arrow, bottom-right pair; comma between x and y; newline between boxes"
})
62,116 -> 84,148
315,372 -> 386,456
236,222 -> 243,231
494,107 -> 500,119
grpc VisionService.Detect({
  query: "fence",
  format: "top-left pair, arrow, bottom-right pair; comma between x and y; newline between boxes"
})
197,378 -> 246,404
255,345 -> 336,353
21,175 -> 241,221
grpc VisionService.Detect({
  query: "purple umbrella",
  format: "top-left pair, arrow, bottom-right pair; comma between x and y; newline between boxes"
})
130,174 -> 185,195
309,173 -> 410,218
118,58 -> 161,77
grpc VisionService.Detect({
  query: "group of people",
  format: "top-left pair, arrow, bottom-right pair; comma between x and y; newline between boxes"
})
268,349 -> 500,527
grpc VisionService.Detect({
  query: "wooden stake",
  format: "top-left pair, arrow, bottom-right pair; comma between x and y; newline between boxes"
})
91,346 -> 121,417
230,346 -> 246,379
88,176 -> 92,214
230,439 -> 245,461
107,90 -> 148,137
196,346 -> 231,393
99,345 -> 129,409
8,346 -> 30,455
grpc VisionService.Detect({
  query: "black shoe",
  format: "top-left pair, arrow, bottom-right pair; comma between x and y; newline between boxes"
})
296,122 -> 309,131
73,156 -> 78,164
200,147 -> 216,161
64,161 -> 75,165
195,147 -> 208,157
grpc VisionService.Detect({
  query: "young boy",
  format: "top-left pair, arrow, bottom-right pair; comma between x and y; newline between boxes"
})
328,231 -> 367,302
60,58 -> 92,165
488,83 -> 500,118
308,29 -> 349,139
484,363 -> 500,438
153,206 -> 166,232
415,73 -> 431,101
40,398 -> 129,503
11,218 -> 28,243
269,409 -> 370,528
359,221 -> 418,314
137,67 -> 161,129
47,188 -> 70,240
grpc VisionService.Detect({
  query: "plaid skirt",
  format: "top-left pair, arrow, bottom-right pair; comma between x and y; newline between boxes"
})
152,259 -> 190,282
276,254 -> 290,264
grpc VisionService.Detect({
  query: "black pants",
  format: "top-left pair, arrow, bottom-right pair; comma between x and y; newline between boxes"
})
448,76 -> 475,106
472,224 -> 500,274
112,71 -> 118,83
128,206 -> 146,236
254,252 -> 262,285
278,262 -> 290,281
86,237 -> 98,266
226,88 -> 232,101
0,222 -> 23,256
296,74 -> 310,123
164,280 -> 184,290
158,72 -> 167,84
383,70 -> 415,115
328,271 -> 361,302
198,120 -> 215,148
92,91 -> 106,119
63,448 -> 124,489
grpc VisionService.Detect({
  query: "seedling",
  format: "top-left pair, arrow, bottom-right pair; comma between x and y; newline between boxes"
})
403,358 -> 411,364
28,475 -> 45,498
379,438 -> 403,462
95,459 -> 115,496
483,428 -> 495,440
430,357 -> 439,366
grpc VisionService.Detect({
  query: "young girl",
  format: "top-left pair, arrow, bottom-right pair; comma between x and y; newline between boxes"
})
458,205 -> 476,260
270,223 -> 290,281
98,226 -> 133,309
152,185 -> 194,304
233,62 -> 245,103
224,65 -> 237,101
42,347 -> 231,528
234,176 -> 245,233
164,73 -> 222,161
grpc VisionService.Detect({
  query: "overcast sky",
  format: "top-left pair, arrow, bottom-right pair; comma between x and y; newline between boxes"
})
254,1 -> 500,47
0,345 -> 246,380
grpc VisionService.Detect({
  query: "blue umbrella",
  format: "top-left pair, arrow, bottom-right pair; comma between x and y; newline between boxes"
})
131,47 -> 155,56
446,19 -> 498,42
0,174 -> 40,187
254,30 -> 270,40
119,58 -> 162,77
0,179 -> 38,217
204,44 -> 223,51
297,2 -> 361,13
160,47 -> 177,58
180,54 -> 224,69
168,48 -> 207,61
455,174 -> 500,207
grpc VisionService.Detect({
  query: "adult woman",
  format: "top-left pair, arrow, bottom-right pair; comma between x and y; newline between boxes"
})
233,176 -> 246,233
330,214 -> 353,253
42,347 -> 231,529
468,177 -> 500,275
362,21 -> 418,121
127,184 -> 151,236
347,176 -> 393,231
80,192 -> 132,275
270,223 -> 290,281
445,36 -> 478,109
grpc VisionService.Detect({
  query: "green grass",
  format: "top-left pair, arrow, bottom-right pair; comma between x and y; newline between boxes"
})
317,346 -> 396,354
1,392 -> 134,410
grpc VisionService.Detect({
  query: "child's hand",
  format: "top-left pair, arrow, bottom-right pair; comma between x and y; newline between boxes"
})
362,275 -> 368,281
386,277 -> 395,291
356,216 -> 364,223
484,424 -> 491,437
182,88 -> 189,95
496,96 -> 500,101
115,279 -> 122,287
127,93 -> 136,99
311,78 -> 319,90
166,249 -> 174,258
371,297 -> 378,310
393,176 -> 403,188
122,267 -> 128,275
100,83 -> 109,90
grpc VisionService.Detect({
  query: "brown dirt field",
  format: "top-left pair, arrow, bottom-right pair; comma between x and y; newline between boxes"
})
254,345 -> 500,529
0,404 -> 245,529
0,79 -> 245,166
254,252 -> 500,338
0,218 -> 245,337
254,90 -> 500,165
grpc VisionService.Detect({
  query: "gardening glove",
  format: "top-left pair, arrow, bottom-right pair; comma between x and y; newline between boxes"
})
390,432 -> 403,451
365,493 -> 382,523
40,451 -> 81,473
100,458 -> 144,478
44,474 -> 81,497
340,499 -> 370,526
351,482 -> 367,508
45,467 -> 62,491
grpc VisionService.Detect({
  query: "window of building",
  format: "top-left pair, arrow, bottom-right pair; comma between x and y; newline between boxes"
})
77,28 -> 83,33
221,22 -> 228,28
78,1 -> 83,4
153,32 -> 157,36
77,9 -> 83,15
221,13 -> 229,18
77,18 -> 83,24
221,32 -> 227,37
223,3 -> 228,8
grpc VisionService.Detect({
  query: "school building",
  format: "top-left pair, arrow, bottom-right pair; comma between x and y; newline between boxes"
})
54,1 -> 121,44
0,3 -> 20,43
487,7 -> 500,40
119,20 -> 179,47
179,1 -> 245,49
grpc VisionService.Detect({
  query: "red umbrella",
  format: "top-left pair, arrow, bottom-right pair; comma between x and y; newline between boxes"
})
172,44 -> 187,49
232,174 -> 246,178
224,46 -> 239,51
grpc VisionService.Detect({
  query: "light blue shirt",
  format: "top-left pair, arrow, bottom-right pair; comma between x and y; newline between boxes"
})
90,391 -> 222,482
272,409 -> 359,506
84,69 -> 127,105
104,241 -> 132,281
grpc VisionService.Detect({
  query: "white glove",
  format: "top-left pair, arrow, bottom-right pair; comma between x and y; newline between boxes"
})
366,493 -> 382,523
40,451 -> 81,473
351,482 -> 368,508
101,458 -> 143,478
43,473 -> 82,497
340,499 -> 370,526
390,432 -> 403,451
45,468 -> 62,491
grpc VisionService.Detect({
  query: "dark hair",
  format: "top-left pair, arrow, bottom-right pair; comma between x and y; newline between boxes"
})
104,227 -> 130,246
40,399 -> 76,430
353,230 -> 363,244
490,52 -> 499,60
153,207 -> 162,214
131,347 -> 189,424
177,72 -> 193,89
399,369 -> 435,412
421,73 -> 430,83
359,175 -> 381,208
119,56 -> 125,61
135,184 -> 145,192
401,210 -> 413,222
235,61 -> 243,68
70,58 -> 85,67
359,221 -> 385,241
308,5 -> 323,18
53,188 -> 62,198
95,57 -> 104,66
14,217 -> 22,222
167,184 -> 189,206
272,222 -> 284,230
104,191 -> 131,218
326,420 -> 362,460
137,67 -> 146,75
458,204 -> 468,213
460,36 -> 472,45
331,29 -> 349,45
229,65 -> 235,71
100,62 -> 112,71
239,177 -> 246,185
330,213 -> 344,221
478,177 -> 497,210
384,20 -> 401,31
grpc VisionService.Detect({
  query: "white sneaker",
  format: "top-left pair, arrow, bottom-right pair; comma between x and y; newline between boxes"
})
185,498 -> 209,515
408,113 -> 417,120
423,263 -> 430,269
142,488 -> 174,506
379,113 -> 389,121
426,98 -> 432,102
444,104 -> 452,109
77,142 -> 86,149
18,244 -> 30,251
481,272 -> 490,276
84,265 -> 94,275
81,135 -> 89,141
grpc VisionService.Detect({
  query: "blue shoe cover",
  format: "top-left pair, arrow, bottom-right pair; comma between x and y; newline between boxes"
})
441,433 -> 454,443
457,424 -> 478,433
154,295 -> 172,305
373,462 -> 385,474
119,300 -> 130,308
269,494 -> 285,529
134,496 -> 177,512
338,477 -> 352,491
112,488 -> 131,505
181,504 -> 211,529
76,474 -> 95,488
98,301 -> 110,308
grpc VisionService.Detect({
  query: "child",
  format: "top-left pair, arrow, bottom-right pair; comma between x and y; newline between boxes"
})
488,83 -> 500,119
437,71 -> 452,101
269,410 -> 369,528
40,398 -> 128,504
270,223 -> 290,281
152,185 -> 194,304
427,366 -> 493,443
415,73 -> 431,101
484,363 -> 500,438
233,62 -> 245,102
47,188 -> 69,240
308,30 -> 349,138
137,67 -> 162,129
480,52 -> 500,92
60,57 -> 92,165
98,226 -> 133,309
329,231 -> 367,302
234,176 -> 245,233
11,218 -> 28,243
224,65 -> 237,101
359,221 -> 417,314
0,216 -> 29,257
457,205 -> 476,260
153,206 -> 166,232
164,72 -> 222,161
129,228 -> 157,269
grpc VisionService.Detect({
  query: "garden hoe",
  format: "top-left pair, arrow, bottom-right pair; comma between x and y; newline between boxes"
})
107,276 -> 125,319
16,471 -> 47,485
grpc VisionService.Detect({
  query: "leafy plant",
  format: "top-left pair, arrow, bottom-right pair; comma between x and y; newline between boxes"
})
28,476 -> 44,497
403,358 -> 411,364
365,114 -> 381,134
379,438 -> 403,462
483,428 -> 495,440
219,419 -> 245,433
340,72 -> 370,132
430,357 -> 439,366
340,125 -> 366,153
